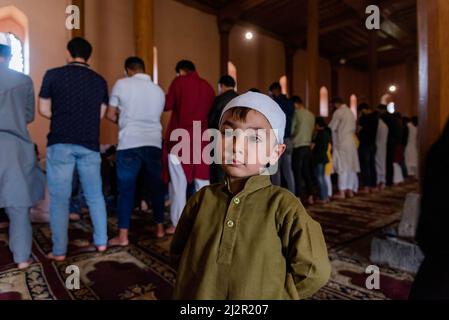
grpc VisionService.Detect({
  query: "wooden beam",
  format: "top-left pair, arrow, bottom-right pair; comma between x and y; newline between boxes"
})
320,19 -> 359,34
72,0 -> 84,38
134,0 -> 154,77
342,0 -> 412,43
174,0 -> 218,15
239,0 -> 270,12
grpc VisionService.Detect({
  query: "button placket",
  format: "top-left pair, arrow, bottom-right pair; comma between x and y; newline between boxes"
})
217,196 -> 242,265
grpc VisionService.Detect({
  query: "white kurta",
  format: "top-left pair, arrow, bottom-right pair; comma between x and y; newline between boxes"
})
405,123 -> 419,177
329,105 -> 360,191
375,119 -> 389,185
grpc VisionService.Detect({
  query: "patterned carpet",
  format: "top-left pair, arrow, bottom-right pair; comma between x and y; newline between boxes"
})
0,182 -> 418,300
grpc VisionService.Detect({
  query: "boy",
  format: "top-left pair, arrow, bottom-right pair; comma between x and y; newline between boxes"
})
312,117 -> 331,204
170,92 -> 331,300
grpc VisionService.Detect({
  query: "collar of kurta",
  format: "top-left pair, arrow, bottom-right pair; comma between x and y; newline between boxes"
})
224,174 -> 272,196
186,71 -> 199,78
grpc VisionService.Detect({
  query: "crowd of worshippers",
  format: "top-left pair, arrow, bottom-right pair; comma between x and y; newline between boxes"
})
0,34 -> 417,273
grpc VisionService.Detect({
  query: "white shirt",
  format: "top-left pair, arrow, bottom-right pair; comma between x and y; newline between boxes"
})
109,74 -> 165,151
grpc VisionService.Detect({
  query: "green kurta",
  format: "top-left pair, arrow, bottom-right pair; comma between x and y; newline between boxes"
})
170,175 -> 331,300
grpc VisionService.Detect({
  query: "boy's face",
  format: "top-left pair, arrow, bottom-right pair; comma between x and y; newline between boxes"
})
219,109 -> 286,179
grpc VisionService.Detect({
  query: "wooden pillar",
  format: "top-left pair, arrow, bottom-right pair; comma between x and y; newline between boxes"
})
417,0 -> 449,174
218,20 -> 233,76
72,0 -> 85,38
306,0 -> 319,114
134,0 -> 154,77
368,30 -> 378,106
285,44 -> 296,97
405,56 -> 417,117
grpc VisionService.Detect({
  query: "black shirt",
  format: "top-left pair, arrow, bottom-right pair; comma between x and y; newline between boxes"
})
313,129 -> 330,165
39,63 -> 109,152
359,112 -> 379,147
208,90 -> 239,130
273,95 -> 295,139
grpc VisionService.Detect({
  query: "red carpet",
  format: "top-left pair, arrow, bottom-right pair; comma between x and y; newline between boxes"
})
0,182 -> 418,300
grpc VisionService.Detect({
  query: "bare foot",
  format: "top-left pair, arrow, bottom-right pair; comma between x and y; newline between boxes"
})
346,191 -> 355,198
96,245 -> 107,252
358,188 -> 370,194
165,226 -> 176,235
47,252 -> 66,262
17,259 -> 33,270
108,236 -> 129,247
332,192 -> 346,200
307,196 -> 315,205
155,224 -> 166,239
69,213 -> 81,222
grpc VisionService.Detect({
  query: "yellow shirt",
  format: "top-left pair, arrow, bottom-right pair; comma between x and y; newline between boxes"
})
170,175 -> 331,300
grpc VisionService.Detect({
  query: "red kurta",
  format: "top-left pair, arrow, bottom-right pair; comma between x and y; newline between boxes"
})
162,72 -> 215,184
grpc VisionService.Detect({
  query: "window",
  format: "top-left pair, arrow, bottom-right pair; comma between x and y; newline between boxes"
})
0,5 -> 30,74
279,75 -> 288,96
8,33 -> 24,73
153,46 -> 158,85
320,87 -> 329,117
350,94 -> 358,118
228,61 -> 237,90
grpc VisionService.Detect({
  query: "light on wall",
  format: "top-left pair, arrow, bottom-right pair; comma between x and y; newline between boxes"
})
245,31 -> 253,40
389,85 -> 397,93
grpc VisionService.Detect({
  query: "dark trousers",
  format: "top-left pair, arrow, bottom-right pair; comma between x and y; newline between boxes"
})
386,143 -> 395,186
116,147 -> 165,228
292,146 -> 314,198
359,145 -> 377,188
0,208 -> 8,223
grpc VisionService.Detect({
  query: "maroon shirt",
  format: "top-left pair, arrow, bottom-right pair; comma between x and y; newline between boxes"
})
162,72 -> 215,184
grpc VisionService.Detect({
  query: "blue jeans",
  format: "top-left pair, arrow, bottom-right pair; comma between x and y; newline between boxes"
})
46,144 -> 108,256
314,164 -> 329,201
116,147 -> 165,229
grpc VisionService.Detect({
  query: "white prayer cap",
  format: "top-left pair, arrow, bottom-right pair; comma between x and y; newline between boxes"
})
0,32 -> 11,47
219,91 -> 287,144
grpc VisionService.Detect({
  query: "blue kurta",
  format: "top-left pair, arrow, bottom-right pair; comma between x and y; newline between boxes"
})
0,63 -> 45,208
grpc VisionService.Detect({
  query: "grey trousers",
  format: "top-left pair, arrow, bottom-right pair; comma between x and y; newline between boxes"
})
4,207 -> 32,264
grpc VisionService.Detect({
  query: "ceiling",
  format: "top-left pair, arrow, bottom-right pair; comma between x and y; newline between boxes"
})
176,0 -> 418,69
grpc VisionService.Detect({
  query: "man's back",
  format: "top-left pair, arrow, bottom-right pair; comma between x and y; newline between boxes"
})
39,63 -> 109,152
0,66 -> 34,143
292,108 -> 315,148
110,74 -> 165,150
166,72 -> 215,129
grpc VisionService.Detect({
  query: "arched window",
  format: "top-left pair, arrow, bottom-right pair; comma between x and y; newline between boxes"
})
0,6 -> 29,74
8,33 -> 24,73
279,75 -> 288,96
153,46 -> 158,85
319,86 -> 329,117
228,61 -> 237,90
350,94 -> 358,118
